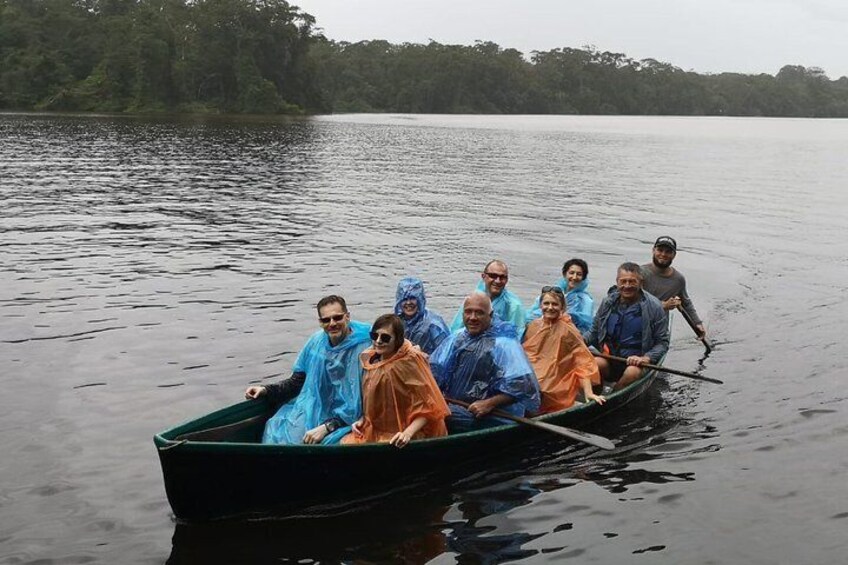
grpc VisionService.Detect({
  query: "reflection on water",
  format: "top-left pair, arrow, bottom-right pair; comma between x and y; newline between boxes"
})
2,113 -> 848,563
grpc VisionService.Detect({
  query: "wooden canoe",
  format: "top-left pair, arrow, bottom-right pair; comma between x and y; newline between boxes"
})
154,368 -> 658,522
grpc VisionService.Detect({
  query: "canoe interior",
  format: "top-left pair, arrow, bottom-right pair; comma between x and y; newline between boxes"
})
154,367 -> 659,521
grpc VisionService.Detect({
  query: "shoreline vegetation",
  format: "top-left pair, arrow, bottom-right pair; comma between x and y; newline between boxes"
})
2,0 -> 847,118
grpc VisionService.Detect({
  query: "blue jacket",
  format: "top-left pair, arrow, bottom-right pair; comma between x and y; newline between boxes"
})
394,276 -> 450,355
583,287 -> 669,364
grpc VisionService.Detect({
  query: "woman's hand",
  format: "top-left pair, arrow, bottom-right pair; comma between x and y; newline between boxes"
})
585,392 -> 606,405
389,430 -> 412,449
351,419 -> 364,437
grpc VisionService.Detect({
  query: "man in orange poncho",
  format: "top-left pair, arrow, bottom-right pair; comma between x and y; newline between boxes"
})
523,286 -> 606,413
342,313 -> 449,448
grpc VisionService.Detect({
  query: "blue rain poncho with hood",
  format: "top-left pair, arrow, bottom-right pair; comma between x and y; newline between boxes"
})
450,281 -> 526,340
394,277 -> 450,355
430,319 -> 540,427
525,277 -> 594,334
262,320 -> 371,445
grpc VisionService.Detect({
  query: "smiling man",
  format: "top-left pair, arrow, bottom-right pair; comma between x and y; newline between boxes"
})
583,263 -> 669,391
449,260 -> 526,339
244,295 -> 371,445
432,292 -> 540,433
641,236 -> 707,339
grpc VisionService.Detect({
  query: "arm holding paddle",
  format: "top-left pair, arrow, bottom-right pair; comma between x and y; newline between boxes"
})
466,393 -> 513,418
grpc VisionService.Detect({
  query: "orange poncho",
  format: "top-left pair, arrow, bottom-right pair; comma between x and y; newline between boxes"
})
341,340 -> 449,445
522,314 -> 601,414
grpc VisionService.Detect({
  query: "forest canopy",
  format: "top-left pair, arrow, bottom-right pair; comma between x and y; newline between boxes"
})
2,0 -> 847,116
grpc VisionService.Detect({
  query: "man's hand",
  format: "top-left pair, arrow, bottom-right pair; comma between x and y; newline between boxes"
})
467,398 -> 497,418
626,355 -> 650,367
696,323 -> 707,339
244,386 -> 267,400
662,296 -> 682,311
303,424 -> 330,445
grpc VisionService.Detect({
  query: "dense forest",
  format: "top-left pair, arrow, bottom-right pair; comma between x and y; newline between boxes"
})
2,0 -> 848,116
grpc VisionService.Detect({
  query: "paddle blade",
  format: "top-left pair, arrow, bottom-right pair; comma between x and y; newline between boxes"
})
530,420 -> 616,450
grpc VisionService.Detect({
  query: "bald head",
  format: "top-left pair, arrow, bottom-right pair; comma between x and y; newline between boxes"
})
462,292 -> 493,336
481,259 -> 509,298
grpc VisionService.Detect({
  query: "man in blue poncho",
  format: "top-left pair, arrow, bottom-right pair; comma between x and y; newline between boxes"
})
394,276 -> 450,355
432,292 -> 540,433
244,295 -> 371,445
450,260 -> 526,340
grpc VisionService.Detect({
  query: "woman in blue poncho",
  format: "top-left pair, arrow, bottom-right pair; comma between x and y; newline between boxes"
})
526,258 -> 594,334
245,295 -> 371,445
394,277 -> 450,355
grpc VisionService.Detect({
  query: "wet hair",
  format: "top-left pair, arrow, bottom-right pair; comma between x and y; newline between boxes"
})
482,259 -> 508,273
561,258 -> 589,279
316,295 -> 348,315
539,288 -> 566,308
617,262 -> 643,279
372,313 -> 405,344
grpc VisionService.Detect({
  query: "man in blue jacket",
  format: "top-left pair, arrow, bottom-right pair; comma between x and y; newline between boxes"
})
583,262 -> 669,391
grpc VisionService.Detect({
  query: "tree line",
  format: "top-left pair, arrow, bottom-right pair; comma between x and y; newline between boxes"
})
3,0 -> 848,117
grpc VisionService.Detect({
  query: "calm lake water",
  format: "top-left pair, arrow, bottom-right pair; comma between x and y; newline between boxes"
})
1,112 -> 847,564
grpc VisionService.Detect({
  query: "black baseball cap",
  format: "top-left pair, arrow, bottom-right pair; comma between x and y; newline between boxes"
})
654,236 -> 677,251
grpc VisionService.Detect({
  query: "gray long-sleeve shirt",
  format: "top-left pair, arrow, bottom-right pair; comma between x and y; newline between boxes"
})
640,264 -> 702,326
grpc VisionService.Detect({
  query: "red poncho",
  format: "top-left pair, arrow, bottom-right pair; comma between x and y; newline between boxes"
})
522,314 -> 601,414
342,340 -> 449,444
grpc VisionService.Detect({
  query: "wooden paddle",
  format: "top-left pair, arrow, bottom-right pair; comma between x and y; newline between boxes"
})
593,352 -> 723,384
446,398 -> 615,450
676,305 -> 714,354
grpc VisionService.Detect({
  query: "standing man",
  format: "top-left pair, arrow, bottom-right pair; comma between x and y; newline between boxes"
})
584,263 -> 669,391
642,236 -> 707,339
450,260 -> 526,340
432,293 -> 540,433
245,295 -> 371,445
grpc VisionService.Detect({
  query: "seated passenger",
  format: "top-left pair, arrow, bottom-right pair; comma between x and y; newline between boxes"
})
245,295 -> 371,445
450,260 -> 526,340
583,263 -> 669,391
342,314 -> 449,448
526,258 -> 594,334
523,286 -> 606,413
394,276 -> 450,355
432,292 -> 540,433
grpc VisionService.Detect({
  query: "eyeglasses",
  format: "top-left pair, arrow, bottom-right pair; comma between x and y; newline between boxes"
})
319,313 -> 346,324
483,272 -> 508,281
541,286 -> 565,295
369,331 -> 393,344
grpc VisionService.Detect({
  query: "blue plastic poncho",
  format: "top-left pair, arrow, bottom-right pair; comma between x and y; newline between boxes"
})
525,277 -> 595,334
430,320 -> 540,426
262,321 -> 371,445
450,281 -> 526,340
394,277 -> 450,355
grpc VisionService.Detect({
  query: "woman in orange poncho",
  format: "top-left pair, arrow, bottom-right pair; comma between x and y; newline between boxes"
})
342,313 -> 449,448
523,286 -> 606,414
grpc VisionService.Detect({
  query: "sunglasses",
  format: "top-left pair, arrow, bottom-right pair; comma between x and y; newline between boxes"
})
541,285 -> 565,295
484,272 -> 508,281
369,331 -> 394,344
319,313 -> 346,324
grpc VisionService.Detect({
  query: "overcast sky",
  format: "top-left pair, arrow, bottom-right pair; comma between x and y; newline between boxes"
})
292,0 -> 848,79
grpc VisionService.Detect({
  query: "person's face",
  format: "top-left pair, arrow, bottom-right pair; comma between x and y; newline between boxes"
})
318,302 -> 350,344
652,245 -> 676,269
371,323 -> 401,358
463,295 -> 493,336
481,264 -> 508,298
564,264 -> 585,290
616,270 -> 642,302
401,298 -> 418,319
540,293 -> 564,320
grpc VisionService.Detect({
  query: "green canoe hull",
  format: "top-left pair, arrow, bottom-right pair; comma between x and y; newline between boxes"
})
154,370 -> 657,521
